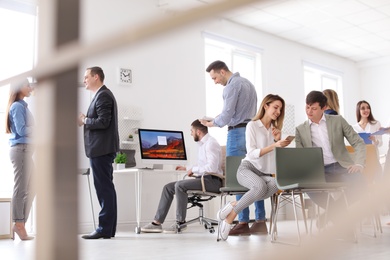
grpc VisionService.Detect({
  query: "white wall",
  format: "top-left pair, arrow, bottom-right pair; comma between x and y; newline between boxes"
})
77,1 -> 387,228
359,57 -> 390,156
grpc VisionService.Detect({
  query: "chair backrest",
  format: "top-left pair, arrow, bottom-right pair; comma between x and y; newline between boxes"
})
275,147 -> 326,187
221,146 -> 226,176
346,144 -> 381,183
224,155 -> 245,189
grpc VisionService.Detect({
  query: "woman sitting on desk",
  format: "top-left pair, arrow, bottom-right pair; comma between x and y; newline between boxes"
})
217,94 -> 292,240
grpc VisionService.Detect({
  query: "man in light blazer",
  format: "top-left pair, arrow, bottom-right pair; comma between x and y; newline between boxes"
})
295,91 -> 366,224
78,66 -> 119,239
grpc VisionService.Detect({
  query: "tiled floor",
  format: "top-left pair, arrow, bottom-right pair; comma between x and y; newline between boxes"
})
2,216 -> 390,260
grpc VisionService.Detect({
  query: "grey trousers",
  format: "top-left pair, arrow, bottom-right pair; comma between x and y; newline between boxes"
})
10,143 -> 35,223
154,175 -> 222,223
234,160 -> 278,214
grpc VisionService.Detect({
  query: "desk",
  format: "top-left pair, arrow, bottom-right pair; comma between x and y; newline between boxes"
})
0,198 -> 12,239
113,168 -> 183,233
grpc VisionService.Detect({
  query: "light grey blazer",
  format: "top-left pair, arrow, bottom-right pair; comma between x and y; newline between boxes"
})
295,114 -> 366,168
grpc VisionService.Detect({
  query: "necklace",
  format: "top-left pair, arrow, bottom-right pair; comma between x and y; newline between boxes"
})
359,121 -> 368,129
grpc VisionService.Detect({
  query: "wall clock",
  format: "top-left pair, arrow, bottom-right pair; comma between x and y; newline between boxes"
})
118,68 -> 132,85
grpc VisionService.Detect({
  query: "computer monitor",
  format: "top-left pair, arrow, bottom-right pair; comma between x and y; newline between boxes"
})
138,128 -> 187,169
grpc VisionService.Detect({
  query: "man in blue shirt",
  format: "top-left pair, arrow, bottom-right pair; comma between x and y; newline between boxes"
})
200,60 -> 267,236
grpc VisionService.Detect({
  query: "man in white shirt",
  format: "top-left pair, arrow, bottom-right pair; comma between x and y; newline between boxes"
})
296,91 -> 366,226
141,119 -> 223,233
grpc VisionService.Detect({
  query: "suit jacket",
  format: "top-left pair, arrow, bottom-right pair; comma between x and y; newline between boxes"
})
84,85 -> 119,158
295,114 -> 366,168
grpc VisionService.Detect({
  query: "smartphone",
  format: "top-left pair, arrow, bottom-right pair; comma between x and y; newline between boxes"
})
285,135 -> 295,141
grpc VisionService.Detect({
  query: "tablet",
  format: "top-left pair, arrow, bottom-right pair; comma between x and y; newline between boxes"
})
285,135 -> 295,141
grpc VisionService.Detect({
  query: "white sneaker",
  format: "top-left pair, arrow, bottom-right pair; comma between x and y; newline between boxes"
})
163,222 -> 187,234
217,202 -> 233,221
219,221 -> 231,241
141,223 -> 163,233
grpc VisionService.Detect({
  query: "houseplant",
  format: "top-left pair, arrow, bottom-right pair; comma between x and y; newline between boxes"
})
127,134 -> 134,141
114,152 -> 127,170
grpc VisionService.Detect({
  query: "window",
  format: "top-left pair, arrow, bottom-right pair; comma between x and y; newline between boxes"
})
303,61 -> 344,115
0,4 -> 37,195
204,33 -> 263,145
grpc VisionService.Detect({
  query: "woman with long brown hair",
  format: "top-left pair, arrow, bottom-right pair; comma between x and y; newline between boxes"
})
5,79 -> 35,240
352,100 -> 382,148
217,94 -> 292,240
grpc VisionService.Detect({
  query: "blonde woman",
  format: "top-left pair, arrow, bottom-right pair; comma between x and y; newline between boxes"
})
5,79 -> 35,240
323,89 -> 340,115
217,94 -> 292,240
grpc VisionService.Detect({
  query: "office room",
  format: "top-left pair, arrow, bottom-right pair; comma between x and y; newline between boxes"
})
1,0 -> 390,259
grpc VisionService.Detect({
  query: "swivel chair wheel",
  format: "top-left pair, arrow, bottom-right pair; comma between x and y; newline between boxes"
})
209,227 -> 215,234
135,226 -> 141,234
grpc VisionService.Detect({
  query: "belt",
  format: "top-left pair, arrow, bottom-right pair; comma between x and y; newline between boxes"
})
228,122 -> 248,131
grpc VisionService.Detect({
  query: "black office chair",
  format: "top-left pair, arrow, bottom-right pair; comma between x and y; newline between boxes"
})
182,175 -> 223,233
178,146 -> 226,233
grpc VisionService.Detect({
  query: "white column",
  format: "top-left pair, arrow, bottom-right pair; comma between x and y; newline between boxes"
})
35,0 -> 79,259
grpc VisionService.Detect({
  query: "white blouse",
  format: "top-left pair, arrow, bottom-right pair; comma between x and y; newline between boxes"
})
352,121 -> 382,147
244,120 -> 275,173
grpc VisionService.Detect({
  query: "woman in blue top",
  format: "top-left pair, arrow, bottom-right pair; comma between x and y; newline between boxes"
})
5,79 -> 35,240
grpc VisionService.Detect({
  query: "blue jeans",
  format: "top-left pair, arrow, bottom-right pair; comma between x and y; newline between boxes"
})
226,127 -> 246,157
235,194 -> 266,222
226,127 -> 266,222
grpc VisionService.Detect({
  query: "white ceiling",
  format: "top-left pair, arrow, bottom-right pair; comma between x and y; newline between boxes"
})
8,0 -> 390,63
159,0 -> 390,62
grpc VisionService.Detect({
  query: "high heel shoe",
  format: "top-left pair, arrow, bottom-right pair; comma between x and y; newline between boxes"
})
12,223 -> 34,240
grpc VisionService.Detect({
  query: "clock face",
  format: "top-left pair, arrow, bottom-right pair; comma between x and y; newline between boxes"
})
119,68 -> 132,85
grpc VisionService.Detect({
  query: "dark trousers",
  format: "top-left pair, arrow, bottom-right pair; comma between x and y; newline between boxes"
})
90,153 -> 117,236
154,175 -> 222,223
308,162 -> 364,213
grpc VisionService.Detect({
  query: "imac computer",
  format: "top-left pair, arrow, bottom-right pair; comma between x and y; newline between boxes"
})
138,128 -> 187,169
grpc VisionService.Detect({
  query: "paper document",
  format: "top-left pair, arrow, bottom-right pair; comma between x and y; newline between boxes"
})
201,116 -> 214,121
371,127 -> 390,135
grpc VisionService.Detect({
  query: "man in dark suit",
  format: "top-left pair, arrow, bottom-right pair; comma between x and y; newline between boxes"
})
78,66 -> 119,239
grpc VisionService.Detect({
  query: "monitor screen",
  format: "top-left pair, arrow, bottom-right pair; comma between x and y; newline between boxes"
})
138,128 -> 187,168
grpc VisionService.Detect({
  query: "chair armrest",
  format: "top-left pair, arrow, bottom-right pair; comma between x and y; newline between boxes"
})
205,172 -> 225,180
184,172 -> 224,192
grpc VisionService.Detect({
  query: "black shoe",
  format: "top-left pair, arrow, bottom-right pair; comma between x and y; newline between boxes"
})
82,231 -> 111,239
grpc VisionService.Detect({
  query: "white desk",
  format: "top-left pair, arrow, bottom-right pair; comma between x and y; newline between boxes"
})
0,197 -> 12,239
113,168 -> 183,233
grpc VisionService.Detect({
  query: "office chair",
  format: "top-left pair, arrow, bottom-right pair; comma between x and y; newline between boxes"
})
182,175 -> 223,233
346,144 -> 383,237
216,155 -> 246,241
178,146 -> 226,233
271,147 -> 349,246
79,168 -> 96,230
